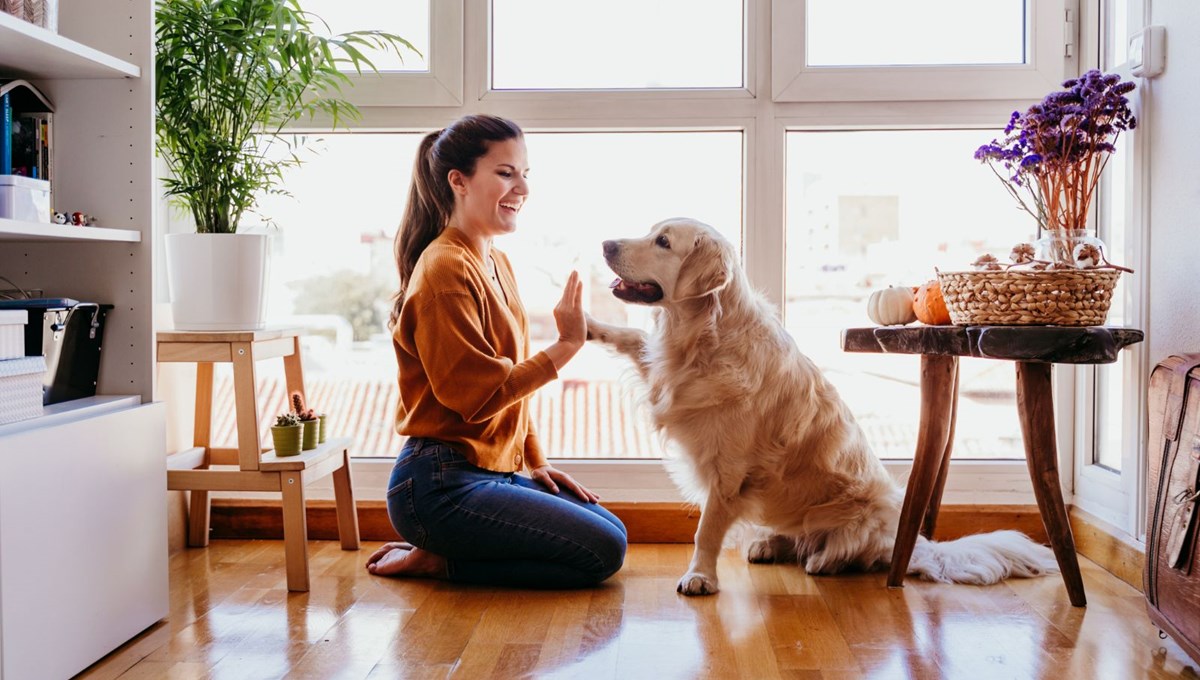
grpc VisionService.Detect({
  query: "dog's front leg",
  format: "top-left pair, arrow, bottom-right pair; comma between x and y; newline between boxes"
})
586,314 -> 652,380
678,496 -> 739,596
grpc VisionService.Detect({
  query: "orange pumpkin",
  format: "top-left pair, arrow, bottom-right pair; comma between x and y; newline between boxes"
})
913,279 -> 952,325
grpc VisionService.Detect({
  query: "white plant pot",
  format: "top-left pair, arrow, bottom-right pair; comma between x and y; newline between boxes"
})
165,233 -> 270,331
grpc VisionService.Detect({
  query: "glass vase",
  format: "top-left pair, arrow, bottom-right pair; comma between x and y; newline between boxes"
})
1034,229 -> 1106,268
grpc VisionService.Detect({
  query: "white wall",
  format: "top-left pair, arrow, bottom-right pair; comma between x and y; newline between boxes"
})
1147,0 -> 1200,359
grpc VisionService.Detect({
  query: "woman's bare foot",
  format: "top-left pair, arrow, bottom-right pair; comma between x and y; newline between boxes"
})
365,542 -> 448,579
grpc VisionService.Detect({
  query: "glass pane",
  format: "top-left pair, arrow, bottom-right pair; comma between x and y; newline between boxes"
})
516,132 -> 743,458
1095,134 -> 1130,471
786,130 -> 1033,460
806,0 -> 1026,67
300,0 -> 429,72
492,0 -> 743,89
1104,0 -> 1130,70
222,132 -> 741,460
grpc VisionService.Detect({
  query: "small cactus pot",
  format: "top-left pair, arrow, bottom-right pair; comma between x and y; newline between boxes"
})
271,424 -> 303,457
301,419 -> 319,450
318,414 -> 327,444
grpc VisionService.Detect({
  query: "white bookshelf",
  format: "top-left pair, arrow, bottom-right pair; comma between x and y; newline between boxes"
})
0,2 -> 166,678
0,11 -> 138,79
0,217 -> 141,242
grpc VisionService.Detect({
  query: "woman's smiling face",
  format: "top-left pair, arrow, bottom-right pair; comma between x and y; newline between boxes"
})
449,137 -> 529,239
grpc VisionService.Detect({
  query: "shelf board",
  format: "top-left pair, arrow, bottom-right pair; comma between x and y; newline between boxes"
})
0,217 -> 141,243
0,394 -> 142,437
0,12 -> 140,79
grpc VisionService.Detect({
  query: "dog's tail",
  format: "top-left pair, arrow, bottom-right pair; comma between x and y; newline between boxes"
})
906,530 -> 1059,584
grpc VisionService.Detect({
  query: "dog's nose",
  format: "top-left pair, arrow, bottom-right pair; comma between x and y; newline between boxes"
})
603,240 -> 619,258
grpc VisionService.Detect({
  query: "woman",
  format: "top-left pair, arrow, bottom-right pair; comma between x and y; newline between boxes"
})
367,114 -> 627,587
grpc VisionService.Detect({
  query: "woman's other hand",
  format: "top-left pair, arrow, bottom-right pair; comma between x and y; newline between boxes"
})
530,464 -> 600,503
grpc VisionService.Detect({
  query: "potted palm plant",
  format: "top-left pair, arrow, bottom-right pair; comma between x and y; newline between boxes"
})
155,0 -> 415,330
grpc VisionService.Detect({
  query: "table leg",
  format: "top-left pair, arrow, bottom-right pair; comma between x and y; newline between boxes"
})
231,341 -> 262,471
889,354 -> 958,588
281,470 -> 310,592
922,360 -> 960,539
332,449 -> 361,550
188,362 -> 215,547
1015,361 -> 1086,607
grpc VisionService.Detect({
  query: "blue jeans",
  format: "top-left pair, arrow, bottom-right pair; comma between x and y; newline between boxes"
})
386,437 -> 628,588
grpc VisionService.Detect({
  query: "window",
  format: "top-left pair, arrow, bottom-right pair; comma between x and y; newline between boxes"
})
300,0 -> 430,72
308,0 -> 463,106
491,0 -> 743,89
806,0 -> 1026,67
224,0 -> 1098,506
773,0 -> 1072,101
785,130 -> 1029,460
1071,0 -> 1149,536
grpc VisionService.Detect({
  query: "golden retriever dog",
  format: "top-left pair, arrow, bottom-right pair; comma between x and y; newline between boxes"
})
587,217 -> 1058,596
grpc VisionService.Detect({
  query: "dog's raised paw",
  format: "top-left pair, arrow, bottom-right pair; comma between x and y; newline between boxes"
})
676,572 -> 719,596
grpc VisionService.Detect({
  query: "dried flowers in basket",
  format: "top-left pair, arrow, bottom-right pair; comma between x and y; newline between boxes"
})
940,70 -> 1137,326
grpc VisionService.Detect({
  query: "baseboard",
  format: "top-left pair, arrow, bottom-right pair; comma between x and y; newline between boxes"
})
207,500 -> 1054,545
203,500 -> 1144,589
1068,506 -> 1144,591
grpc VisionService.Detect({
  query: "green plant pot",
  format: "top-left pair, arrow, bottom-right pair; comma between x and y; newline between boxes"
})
271,424 -> 303,457
301,419 -> 319,450
318,414 -> 327,444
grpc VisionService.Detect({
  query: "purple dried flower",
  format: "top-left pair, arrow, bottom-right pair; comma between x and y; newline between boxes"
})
974,69 -> 1137,255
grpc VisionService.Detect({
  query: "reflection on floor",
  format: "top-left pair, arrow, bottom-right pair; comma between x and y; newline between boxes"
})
82,542 -> 1198,679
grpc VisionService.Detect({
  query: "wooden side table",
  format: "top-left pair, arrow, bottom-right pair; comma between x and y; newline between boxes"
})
841,325 -> 1144,607
158,328 -> 360,592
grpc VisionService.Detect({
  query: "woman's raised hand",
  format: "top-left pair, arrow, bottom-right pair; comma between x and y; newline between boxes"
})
553,270 -> 586,348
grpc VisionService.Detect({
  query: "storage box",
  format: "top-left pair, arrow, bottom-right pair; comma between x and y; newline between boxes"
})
0,299 -> 112,404
0,309 -> 28,360
0,355 -> 45,424
0,174 -> 51,223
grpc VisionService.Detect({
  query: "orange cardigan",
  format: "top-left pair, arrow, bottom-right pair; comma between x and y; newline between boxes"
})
392,227 -> 557,472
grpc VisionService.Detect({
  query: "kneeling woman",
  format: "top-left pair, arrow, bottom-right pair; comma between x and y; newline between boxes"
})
368,114 -> 627,587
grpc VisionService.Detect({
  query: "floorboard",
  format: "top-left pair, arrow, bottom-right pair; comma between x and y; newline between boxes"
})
78,541 -> 1200,679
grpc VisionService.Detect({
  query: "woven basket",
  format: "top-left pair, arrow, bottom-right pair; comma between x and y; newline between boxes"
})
937,268 -> 1120,326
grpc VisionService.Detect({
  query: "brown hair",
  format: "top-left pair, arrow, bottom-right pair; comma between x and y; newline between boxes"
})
388,114 -> 524,328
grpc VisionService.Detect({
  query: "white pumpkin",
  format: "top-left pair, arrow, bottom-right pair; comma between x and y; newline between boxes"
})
867,286 -> 917,326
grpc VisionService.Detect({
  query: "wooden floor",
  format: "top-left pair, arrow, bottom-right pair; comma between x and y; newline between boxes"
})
80,541 -> 1199,679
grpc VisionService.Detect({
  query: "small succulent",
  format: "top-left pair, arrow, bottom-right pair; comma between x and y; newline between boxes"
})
291,392 -> 318,421
275,412 -> 301,428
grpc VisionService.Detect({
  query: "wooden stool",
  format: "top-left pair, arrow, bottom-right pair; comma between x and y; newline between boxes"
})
158,329 -> 360,592
841,325 -> 1144,607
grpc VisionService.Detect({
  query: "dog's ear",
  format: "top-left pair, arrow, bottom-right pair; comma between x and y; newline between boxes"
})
676,234 -> 732,301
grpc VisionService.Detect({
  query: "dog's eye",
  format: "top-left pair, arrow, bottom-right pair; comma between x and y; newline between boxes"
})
655,235 -> 670,249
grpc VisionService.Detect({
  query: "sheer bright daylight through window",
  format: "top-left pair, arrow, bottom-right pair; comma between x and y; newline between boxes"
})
805,0 -> 1027,66
491,0 -> 742,89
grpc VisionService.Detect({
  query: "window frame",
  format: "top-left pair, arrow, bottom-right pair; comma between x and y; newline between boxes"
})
221,0 -> 1122,509
337,0 -> 464,107
771,0 -> 1076,102
1069,0 -> 1150,540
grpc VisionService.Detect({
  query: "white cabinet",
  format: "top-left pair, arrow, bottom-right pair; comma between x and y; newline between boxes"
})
0,2 -> 167,677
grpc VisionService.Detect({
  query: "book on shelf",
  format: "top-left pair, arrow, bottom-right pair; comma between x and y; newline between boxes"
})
0,79 -> 55,210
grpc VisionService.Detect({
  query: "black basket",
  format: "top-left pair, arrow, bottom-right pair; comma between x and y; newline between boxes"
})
0,298 -> 112,404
